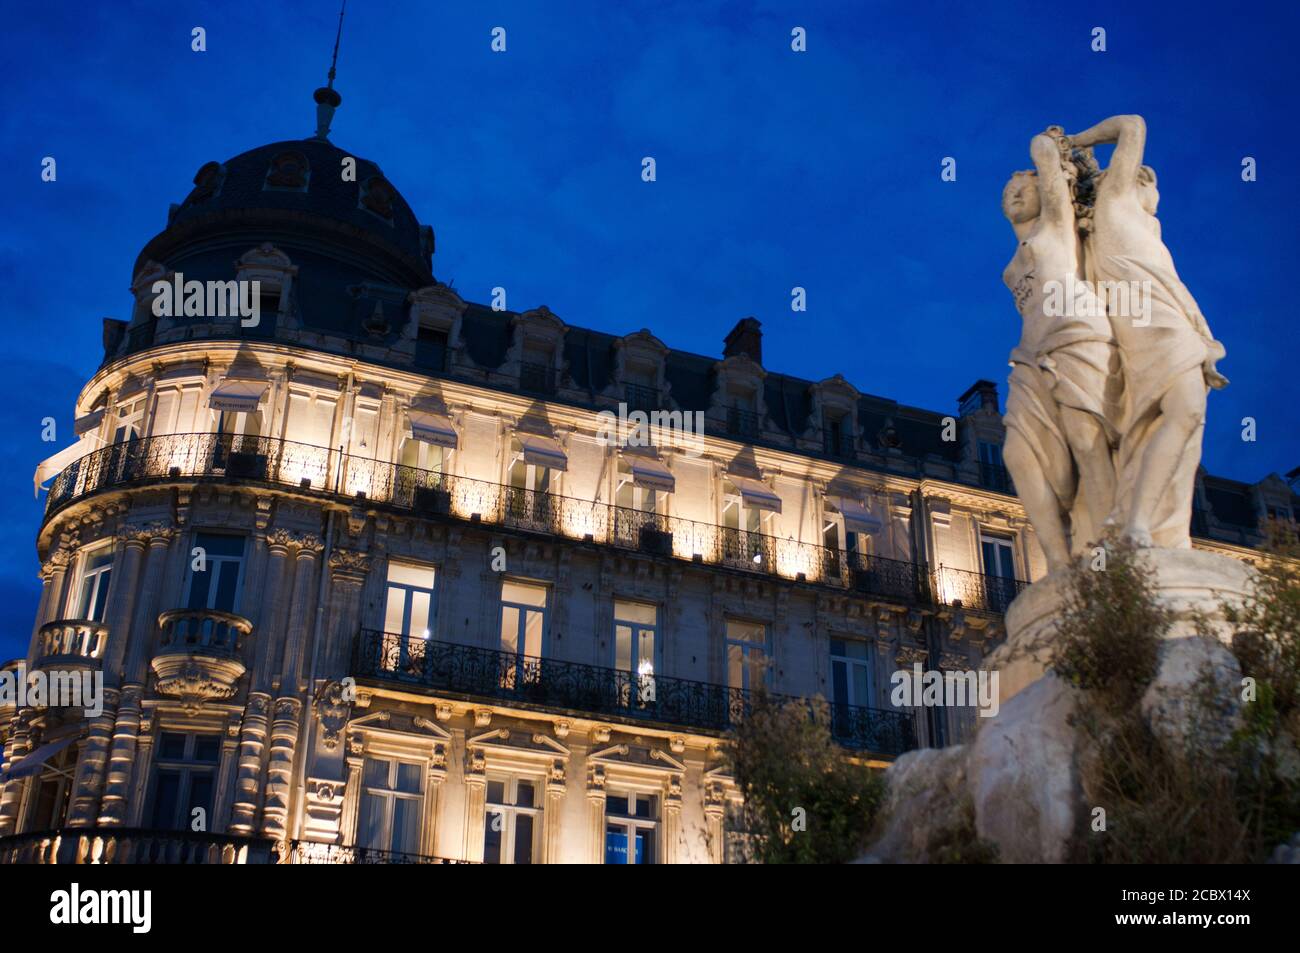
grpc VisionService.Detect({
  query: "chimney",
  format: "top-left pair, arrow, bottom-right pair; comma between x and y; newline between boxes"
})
723,317 -> 763,365
957,379 -> 999,416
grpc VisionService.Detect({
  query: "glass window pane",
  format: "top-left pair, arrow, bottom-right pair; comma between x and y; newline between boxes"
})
395,762 -> 422,794
615,625 -> 632,671
409,591 -> 432,636
832,659 -> 848,705
392,797 -> 421,856
605,825 -> 629,864
484,810 -> 503,864
195,533 -> 245,559
523,609 -> 544,657
614,601 -> 657,626
852,663 -> 871,704
359,792 -> 387,851
726,620 -> 765,644
513,814 -> 535,864
502,580 -> 547,608
384,586 -> 407,633
213,560 -> 240,612
387,562 -> 435,589
499,606 -> 520,654
187,773 -> 214,824
186,564 -> 213,610
516,781 -> 535,809
159,733 -> 186,760
151,771 -> 181,829
193,735 -> 221,763
487,780 -> 506,804
635,828 -> 655,864
727,644 -> 745,690
363,758 -> 391,789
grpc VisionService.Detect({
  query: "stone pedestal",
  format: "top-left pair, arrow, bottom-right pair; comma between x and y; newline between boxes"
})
983,548 -> 1255,705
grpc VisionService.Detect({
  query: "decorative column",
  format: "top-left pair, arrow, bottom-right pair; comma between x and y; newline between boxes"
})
279,534 -> 324,693
126,709 -> 156,826
462,748 -> 487,862
0,713 -> 34,835
253,531 -> 294,689
662,773 -> 683,864
96,529 -> 150,826
703,781 -> 727,864
419,742 -> 448,858
340,740 -> 365,846
585,764 -> 607,863
227,693 -> 271,835
541,759 -> 567,864
123,527 -> 178,686
28,547 -> 74,665
259,696 -> 302,842
326,549 -> 371,676
212,713 -> 242,832
65,687 -> 121,827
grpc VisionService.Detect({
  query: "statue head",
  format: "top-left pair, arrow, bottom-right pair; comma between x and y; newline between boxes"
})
1001,170 -> 1041,225
1137,164 -> 1159,214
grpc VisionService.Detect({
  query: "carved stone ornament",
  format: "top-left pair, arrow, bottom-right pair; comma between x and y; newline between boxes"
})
313,680 -> 353,751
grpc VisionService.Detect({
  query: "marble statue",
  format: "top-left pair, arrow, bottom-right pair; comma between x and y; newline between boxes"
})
1001,131 -> 1120,572
1001,115 -> 1226,565
1066,115 -> 1228,549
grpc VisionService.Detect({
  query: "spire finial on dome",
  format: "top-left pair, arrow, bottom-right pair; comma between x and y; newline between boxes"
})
312,0 -> 347,140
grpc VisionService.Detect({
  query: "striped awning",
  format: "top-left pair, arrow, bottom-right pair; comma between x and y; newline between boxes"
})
518,433 -> 567,471
209,379 -> 267,413
409,410 -> 458,449
627,453 -> 675,493
833,496 -> 882,536
726,474 -> 782,513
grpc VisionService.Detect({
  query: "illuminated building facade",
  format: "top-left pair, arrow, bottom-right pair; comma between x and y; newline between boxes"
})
1,110 -> 1293,865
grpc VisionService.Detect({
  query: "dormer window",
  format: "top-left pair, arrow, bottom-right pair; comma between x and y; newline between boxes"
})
824,410 -> 854,458
613,330 -> 669,413
520,342 -> 557,395
726,386 -> 760,439
264,151 -> 310,191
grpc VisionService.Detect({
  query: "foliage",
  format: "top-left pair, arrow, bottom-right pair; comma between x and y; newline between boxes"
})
724,693 -> 884,863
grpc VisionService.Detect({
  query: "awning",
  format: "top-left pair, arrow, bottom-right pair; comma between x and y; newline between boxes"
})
408,410 -> 458,449
727,474 -> 782,513
33,436 -> 99,498
0,735 -> 77,782
518,433 -> 567,471
209,379 -> 267,413
627,454 -> 675,493
833,496 -> 883,536
74,409 -> 104,436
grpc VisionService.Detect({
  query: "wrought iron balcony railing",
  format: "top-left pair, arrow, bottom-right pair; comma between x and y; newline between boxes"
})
979,462 -> 1015,495
519,361 -> 557,395
286,840 -> 470,864
623,383 -> 660,414
0,828 -> 276,864
35,619 -> 108,668
41,431 -> 1027,616
934,565 -> 1028,615
725,407 -> 761,439
353,629 -> 919,757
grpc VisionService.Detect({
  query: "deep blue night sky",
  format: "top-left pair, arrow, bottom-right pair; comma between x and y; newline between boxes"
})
1,0 -> 1296,660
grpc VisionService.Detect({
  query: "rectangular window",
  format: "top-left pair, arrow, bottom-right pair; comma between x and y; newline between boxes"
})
147,731 -> 221,832
980,533 -> 1018,613
72,545 -> 114,622
830,638 -> 873,708
614,601 -> 658,706
725,619 -> 769,692
605,790 -> 658,864
185,532 -> 247,614
27,744 -> 77,832
483,776 -> 540,864
384,561 -> 437,638
500,580 -> 548,689
358,757 -> 424,858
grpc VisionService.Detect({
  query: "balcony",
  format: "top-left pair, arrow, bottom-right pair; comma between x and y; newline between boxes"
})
151,608 -> 253,709
286,841 -> 470,864
979,462 -> 1014,495
41,432 -> 1025,617
624,383 -> 660,414
353,629 -> 919,757
519,361 -> 557,396
0,828 -> 276,864
934,566 -> 1027,615
725,407 -> 761,440
34,619 -> 108,672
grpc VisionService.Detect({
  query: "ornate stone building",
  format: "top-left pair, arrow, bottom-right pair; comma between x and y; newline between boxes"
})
2,109 -> 1294,865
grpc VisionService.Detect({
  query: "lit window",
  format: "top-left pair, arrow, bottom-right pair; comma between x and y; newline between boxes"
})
500,580 -> 548,688
484,776 -> 541,864
147,732 -> 221,832
384,561 -> 437,639
72,545 -> 114,622
725,619 -> 769,692
605,790 -> 658,864
358,757 -> 424,858
614,601 -> 658,706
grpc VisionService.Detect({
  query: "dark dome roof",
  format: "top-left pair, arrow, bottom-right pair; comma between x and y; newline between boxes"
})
166,137 -> 428,265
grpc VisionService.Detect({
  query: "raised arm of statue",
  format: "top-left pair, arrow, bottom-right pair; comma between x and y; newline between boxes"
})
1068,114 -> 1146,194
1029,133 -> 1072,226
